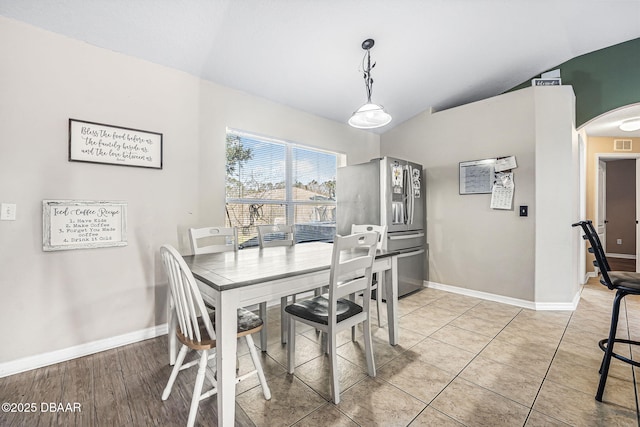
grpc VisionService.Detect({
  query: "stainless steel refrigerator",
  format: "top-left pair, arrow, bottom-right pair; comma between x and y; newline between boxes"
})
337,157 -> 425,297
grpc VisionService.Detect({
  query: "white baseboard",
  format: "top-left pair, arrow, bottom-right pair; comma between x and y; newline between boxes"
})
425,281 -> 580,311
0,293 -> 306,379
0,324 -> 168,379
535,289 -> 582,311
1,281 -> 583,379
606,253 -> 636,260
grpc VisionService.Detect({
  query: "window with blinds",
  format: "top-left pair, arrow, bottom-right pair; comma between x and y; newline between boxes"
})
225,131 -> 338,247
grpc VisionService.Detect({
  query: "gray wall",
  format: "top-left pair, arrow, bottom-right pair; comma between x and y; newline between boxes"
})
0,17 -> 380,366
381,86 -> 580,305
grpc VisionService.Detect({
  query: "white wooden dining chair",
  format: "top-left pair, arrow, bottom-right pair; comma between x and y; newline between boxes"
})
160,244 -> 271,427
187,226 -> 269,351
351,224 -> 388,328
189,226 -> 238,254
257,224 -> 299,344
257,224 -> 295,248
284,232 -> 378,404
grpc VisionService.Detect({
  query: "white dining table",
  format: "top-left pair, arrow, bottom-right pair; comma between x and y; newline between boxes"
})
176,241 -> 400,427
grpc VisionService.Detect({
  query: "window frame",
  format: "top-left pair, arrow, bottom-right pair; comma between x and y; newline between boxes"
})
225,129 -> 344,246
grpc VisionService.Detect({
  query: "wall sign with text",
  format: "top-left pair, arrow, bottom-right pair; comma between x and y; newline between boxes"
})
69,119 -> 162,169
42,200 -> 127,251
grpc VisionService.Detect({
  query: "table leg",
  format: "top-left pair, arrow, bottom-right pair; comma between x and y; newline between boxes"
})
386,256 -> 398,345
216,289 -> 240,426
259,302 -> 268,351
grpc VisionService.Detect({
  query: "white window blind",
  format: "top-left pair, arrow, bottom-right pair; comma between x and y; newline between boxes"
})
225,131 -> 337,247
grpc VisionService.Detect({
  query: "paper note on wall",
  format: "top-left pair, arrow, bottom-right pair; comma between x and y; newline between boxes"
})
494,156 -> 517,172
490,172 -> 514,209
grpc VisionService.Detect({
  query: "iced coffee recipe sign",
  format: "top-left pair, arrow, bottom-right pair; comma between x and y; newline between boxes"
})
43,200 -> 127,251
69,119 -> 162,169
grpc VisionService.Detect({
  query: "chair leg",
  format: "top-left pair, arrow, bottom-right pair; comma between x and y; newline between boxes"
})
287,314 -> 296,373
350,293 -> 357,342
376,275 -> 384,327
363,318 -> 376,378
168,298 -> 177,365
329,329 -> 340,404
245,334 -> 271,400
259,302 -> 268,352
186,350 -> 209,427
162,344 -> 188,400
596,290 -> 625,401
281,296 -> 288,344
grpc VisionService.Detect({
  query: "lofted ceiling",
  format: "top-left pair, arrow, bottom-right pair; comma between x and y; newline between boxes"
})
1,0 -> 639,135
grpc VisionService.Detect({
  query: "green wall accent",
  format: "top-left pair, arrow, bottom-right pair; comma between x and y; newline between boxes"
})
509,38 -> 640,128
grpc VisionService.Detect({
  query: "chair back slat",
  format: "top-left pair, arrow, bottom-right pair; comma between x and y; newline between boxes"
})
160,244 -> 216,342
351,224 -> 388,250
189,227 -> 238,254
329,232 -> 378,304
257,224 -> 295,248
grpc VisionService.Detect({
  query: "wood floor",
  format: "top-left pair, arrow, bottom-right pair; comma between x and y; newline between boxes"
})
608,256 -> 636,271
0,336 -> 253,427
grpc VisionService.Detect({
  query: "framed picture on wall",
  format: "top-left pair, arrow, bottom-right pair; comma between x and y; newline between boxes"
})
69,119 -> 163,169
42,200 -> 128,251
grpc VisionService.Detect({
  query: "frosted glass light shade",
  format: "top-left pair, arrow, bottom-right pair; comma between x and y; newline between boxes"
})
619,118 -> 640,132
348,103 -> 392,129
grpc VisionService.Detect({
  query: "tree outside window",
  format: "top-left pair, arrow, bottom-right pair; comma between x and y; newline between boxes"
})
225,131 -> 337,247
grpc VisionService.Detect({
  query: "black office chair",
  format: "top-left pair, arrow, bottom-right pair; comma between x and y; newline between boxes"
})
572,220 -> 640,401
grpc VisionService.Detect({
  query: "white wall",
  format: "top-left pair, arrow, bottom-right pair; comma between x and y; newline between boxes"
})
533,88 -> 581,304
382,86 -> 580,306
0,17 -> 379,366
195,80 -> 379,240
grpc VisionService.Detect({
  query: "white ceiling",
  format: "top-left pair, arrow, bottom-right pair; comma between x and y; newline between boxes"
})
1,0 -> 640,135
582,104 -> 640,138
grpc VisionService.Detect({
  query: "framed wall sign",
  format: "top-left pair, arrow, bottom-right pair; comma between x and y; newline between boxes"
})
69,119 -> 162,169
43,200 -> 127,251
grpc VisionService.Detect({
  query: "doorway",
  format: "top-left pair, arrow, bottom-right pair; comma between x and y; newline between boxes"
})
595,154 -> 640,272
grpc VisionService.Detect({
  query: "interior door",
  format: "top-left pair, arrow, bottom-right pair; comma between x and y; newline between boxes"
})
598,160 -> 607,256
636,159 -> 640,272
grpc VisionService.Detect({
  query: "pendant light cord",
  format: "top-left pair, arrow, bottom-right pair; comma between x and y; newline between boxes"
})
361,50 -> 376,104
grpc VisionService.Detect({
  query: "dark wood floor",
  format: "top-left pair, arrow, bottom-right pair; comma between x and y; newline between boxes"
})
0,336 -> 254,427
608,257 -> 636,271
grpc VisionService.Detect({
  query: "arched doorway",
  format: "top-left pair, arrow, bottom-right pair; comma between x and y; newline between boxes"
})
580,103 -> 640,274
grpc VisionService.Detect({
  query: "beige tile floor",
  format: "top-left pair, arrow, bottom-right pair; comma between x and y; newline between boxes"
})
234,276 -> 640,426
1,276 -> 639,426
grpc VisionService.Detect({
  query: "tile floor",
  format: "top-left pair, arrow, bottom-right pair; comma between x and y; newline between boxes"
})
2,276 -> 640,426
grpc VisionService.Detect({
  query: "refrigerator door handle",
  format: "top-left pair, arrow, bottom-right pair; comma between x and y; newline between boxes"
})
402,167 -> 409,224
397,249 -> 425,259
408,165 -> 415,225
388,232 -> 425,240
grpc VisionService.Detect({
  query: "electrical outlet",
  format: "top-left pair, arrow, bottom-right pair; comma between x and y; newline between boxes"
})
617,239 -> 622,245
0,203 -> 16,221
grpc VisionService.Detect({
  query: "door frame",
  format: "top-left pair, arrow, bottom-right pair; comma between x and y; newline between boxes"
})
594,152 -> 640,272
597,159 -> 607,254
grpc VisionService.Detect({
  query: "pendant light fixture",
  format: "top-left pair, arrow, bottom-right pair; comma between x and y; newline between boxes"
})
348,39 -> 392,129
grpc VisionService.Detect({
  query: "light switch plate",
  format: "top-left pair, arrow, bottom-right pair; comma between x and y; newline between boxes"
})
1,203 -> 16,220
